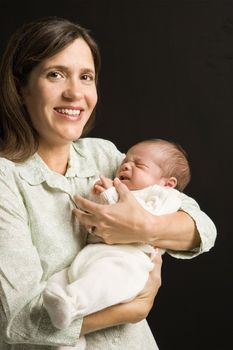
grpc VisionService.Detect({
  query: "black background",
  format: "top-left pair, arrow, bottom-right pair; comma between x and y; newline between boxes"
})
0,1 -> 232,349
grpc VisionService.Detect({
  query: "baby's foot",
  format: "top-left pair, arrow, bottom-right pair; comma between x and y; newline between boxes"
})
43,284 -> 73,329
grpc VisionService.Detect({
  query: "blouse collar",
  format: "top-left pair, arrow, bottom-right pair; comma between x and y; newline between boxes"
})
18,143 -> 98,186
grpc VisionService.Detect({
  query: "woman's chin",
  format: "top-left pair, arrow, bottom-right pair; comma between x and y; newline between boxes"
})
61,129 -> 84,143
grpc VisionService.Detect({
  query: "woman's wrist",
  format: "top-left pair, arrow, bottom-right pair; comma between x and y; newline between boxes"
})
80,301 -> 146,336
147,211 -> 200,250
81,297 -> 154,335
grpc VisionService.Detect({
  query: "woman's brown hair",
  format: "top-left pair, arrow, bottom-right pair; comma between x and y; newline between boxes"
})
0,16 -> 101,162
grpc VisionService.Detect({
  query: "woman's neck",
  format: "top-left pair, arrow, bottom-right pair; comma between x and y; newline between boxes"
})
37,143 -> 70,175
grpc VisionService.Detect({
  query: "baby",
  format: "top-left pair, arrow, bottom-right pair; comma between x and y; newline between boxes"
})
43,138 -> 191,339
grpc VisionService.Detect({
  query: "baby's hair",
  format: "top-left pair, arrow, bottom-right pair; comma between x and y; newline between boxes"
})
137,139 -> 191,191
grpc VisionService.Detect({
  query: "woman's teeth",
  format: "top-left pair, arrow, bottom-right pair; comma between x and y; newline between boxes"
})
56,108 -> 81,116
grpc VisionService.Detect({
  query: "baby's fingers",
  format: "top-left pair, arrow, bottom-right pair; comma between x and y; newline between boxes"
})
150,249 -> 162,286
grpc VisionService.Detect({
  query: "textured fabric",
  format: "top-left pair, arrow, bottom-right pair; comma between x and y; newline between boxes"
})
0,137 -> 217,349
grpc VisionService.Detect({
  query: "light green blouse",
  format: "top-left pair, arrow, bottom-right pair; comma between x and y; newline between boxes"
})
0,138 -> 216,350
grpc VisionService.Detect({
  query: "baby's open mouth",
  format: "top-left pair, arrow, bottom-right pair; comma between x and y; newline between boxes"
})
119,176 -> 130,180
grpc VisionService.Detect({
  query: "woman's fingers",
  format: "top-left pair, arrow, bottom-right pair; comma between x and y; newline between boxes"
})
150,249 -> 162,287
72,207 -> 93,227
73,195 -> 108,235
130,250 -> 162,320
138,250 -> 162,297
74,195 -> 102,214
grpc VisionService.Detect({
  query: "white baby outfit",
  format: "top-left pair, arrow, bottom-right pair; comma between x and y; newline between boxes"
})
43,184 -> 182,349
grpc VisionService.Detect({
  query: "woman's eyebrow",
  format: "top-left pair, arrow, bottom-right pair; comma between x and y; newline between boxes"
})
39,65 -> 68,73
80,67 -> 95,74
40,65 -> 95,74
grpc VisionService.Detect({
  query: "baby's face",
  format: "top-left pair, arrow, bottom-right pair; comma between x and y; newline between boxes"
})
116,143 -> 166,190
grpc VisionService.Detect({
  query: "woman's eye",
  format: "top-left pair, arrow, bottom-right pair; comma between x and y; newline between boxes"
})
81,74 -> 94,81
47,71 -> 64,79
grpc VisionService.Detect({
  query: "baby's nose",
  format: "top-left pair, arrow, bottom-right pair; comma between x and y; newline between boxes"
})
122,162 -> 131,170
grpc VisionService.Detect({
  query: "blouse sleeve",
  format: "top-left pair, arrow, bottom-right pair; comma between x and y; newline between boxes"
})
166,192 -> 217,259
0,161 -> 81,347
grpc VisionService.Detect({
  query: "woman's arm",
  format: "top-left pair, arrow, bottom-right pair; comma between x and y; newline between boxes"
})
81,252 -> 162,335
0,163 -> 82,347
73,178 -> 216,252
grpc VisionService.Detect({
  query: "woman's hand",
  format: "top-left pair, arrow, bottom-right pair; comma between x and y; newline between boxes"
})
73,177 -> 200,250
73,178 -> 155,244
80,251 -> 162,336
126,249 -> 162,322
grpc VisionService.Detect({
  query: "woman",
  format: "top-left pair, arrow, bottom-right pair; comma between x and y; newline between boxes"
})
0,17 -> 216,349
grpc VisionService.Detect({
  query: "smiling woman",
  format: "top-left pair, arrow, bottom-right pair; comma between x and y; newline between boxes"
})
0,16 -> 163,350
0,16 -> 216,350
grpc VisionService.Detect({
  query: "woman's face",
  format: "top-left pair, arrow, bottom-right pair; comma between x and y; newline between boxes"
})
21,38 -> 97,148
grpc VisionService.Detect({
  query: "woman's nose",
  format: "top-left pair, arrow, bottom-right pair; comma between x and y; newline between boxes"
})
62,80 -> 83,100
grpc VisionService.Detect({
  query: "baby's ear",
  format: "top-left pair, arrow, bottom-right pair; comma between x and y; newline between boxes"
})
164,177 -> 177,188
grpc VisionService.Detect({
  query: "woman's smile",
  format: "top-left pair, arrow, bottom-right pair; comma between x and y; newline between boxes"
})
54,106 -> 83,121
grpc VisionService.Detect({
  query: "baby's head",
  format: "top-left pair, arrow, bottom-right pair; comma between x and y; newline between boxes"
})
116,139 -> 190,191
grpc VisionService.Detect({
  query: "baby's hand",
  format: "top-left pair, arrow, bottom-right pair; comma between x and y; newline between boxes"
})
93,175 -> 114,194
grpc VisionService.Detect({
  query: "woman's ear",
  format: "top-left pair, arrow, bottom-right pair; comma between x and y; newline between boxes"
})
164,177 -> 177,188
